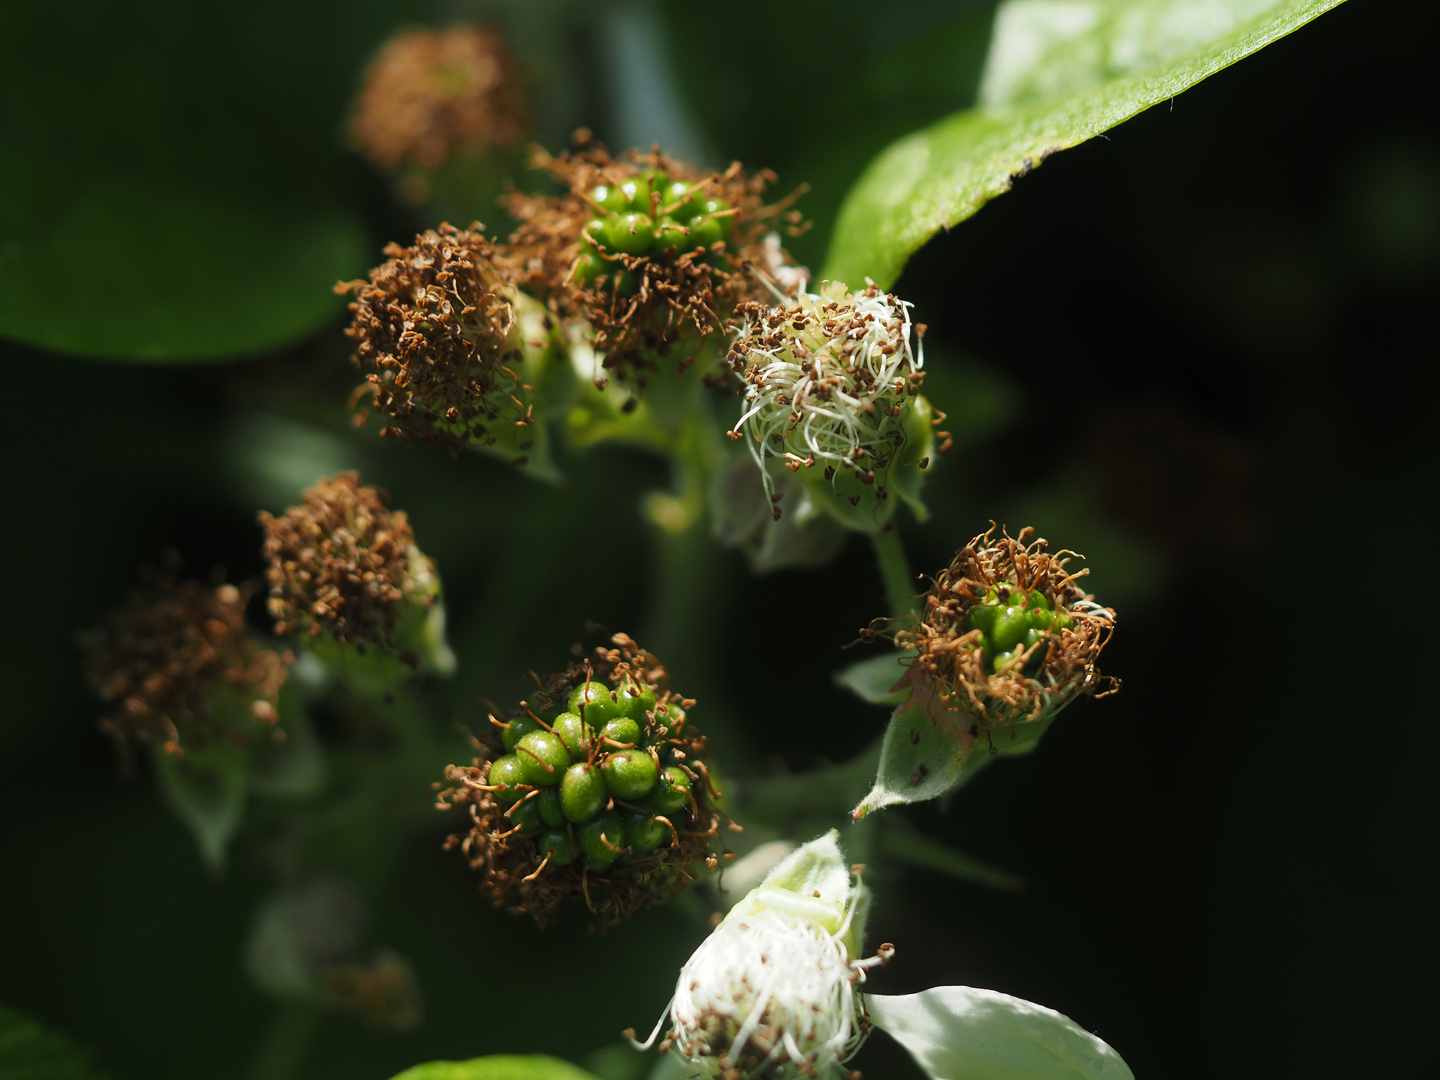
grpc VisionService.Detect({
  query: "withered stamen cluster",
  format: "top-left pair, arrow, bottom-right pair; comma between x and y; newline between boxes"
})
436,634 -> 724,929
80,570 -> 289,761
349,25 -> 526,174
260,473 -> 426,648
892,526 -> 1117,734
502,139 -> 805,386
337,224 -> 538,457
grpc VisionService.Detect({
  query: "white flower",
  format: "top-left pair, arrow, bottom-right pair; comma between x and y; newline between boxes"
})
728,282 -> 924,503
637,832 -> 889,1079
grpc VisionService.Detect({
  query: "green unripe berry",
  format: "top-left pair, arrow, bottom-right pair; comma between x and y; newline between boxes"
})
652,216 -> 688,250
619,177 -> 650,210
627,812 -> 669,855
508,796 -> 545,835
686,213 -> 724,251
592,184 -> 628,212
642,765 -> 692,815
614,681 -> 657,720
574,249 -> 609,288
537,786 -> 565,828
599,716 -> 642,747
603,213 -> 653,255
601,748 -> 659,800
989,606 -> 1032,653
552,711 -> 592,759
488,755 -> 528,803
515,731 -> 570,786
537,828 -> 576,867
570,682 -> 624,726
662,180 -> 699,217
578,811 -> 627,869
502,714 -> 543,751
560,762 -> 609,822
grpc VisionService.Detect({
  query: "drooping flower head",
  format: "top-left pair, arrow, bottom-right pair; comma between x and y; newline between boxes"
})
338,224 -> 551,466
259,473 -> 454,677
896,525 -> 1117,738
728,281 -> 942,531
349,25 -> 526,180
436,633 -> 724,928
501,138 -> 806,393
80,567 -> 290,763
636,832 -> 892,1079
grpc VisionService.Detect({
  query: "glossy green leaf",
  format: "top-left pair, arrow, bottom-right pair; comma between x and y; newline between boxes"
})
0,1005 -> 105,1080
824,0 -> 1347,287
0,0 -> 382,361
870,986 -> 1134,1080
387,1056 -> 603,1080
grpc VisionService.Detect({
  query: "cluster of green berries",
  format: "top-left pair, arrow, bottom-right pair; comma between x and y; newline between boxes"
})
487,676 -> 697,872
574,170 -> 733,296
967,585 -> 1074,675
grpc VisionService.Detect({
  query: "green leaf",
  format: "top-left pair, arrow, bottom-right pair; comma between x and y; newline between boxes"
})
0,0 -> 380,361
387,1056 -> 603,1080
0,1005 -> 105,1080
833,652 -> 914,706
869,987 -> 1134,1080
823,0 -> 1347,288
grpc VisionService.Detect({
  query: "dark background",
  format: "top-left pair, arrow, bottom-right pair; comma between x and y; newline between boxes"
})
2,1 -> 1436,1078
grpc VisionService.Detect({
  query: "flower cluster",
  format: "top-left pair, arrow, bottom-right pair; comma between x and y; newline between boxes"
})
728,281 -> 939,528
337,224 -> 545,462
502,139 -> 805,389
259,473 -> 450,674
895,525 -> 1117,735
436,633 -> 724,928
80,568 -> 290,762
349,25 -> 526,175
640,833 -> 891,1080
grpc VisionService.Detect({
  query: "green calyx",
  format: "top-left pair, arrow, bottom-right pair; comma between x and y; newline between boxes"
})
967,585 -> 1074,675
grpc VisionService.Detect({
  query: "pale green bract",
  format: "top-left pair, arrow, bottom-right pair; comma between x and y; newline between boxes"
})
386,1056 -> 601,1080
822,0 -> 1348,288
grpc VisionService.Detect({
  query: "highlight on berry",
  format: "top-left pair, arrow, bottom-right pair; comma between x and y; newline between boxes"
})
436,632 -> 727,928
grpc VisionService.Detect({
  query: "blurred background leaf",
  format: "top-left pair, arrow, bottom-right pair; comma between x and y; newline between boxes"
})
0,1005 -> 106,1080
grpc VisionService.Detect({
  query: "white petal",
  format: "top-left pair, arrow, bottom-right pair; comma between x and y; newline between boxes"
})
867,986 -> 1134,1080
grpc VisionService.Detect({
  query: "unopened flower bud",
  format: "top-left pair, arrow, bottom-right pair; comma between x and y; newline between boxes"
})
501,139 -> 806,403
437,633 -> 723,928
80,567 -> 290,762
349,26 -> 526,186
728,281 -> 938,532
338,225 -> 555,471
260,473 -> 455,682
637,832 -> 890,1079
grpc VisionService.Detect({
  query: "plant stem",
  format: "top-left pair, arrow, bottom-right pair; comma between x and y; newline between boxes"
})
871,528 -> 920,619
244,1002 -> 317,1080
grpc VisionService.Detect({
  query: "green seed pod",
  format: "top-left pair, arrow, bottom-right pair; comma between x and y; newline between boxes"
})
578,811 -> 628,869
614,680 -> 657,720
569,682 -> 624,726
626,812 -> 669,855
508,796 -> 545,835
537,786 -> 565,828
560,762 -> 609,822
488,755 -> 528,803
552,711 -> 592,759
601,748 -> 659,800
502,714 -> 543,751
642,765 -> 692,815
603,212 -> 654,255
618,177 -> 650,210
599,716 -> 642,747
515,730 -> 570,786
537,828 -> 576,867
592,184 -> 628,212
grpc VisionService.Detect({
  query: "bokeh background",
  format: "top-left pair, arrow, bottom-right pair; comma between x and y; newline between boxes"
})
1,1 -> 1436,1078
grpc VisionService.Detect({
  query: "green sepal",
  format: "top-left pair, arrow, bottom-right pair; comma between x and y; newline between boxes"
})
833,652 -> 914,706
153,743 -> 248,872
